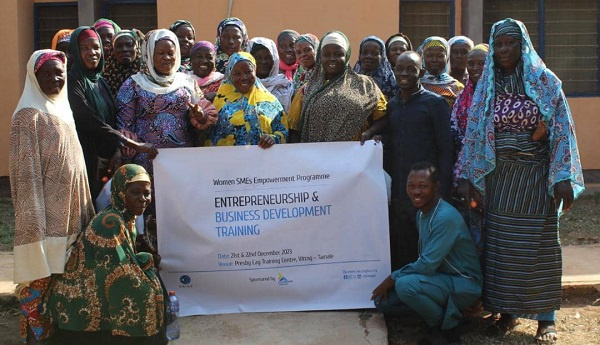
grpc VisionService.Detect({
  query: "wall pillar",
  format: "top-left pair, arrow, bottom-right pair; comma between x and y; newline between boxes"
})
462,0 -> 484,43
78,0 -> 102,26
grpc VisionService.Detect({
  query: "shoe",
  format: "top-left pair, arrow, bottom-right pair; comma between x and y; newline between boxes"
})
535,321 -> 558,344
486,313 -> 520,336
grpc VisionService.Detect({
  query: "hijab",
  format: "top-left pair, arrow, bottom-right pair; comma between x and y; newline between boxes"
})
353,36 -> 398,99
215,17 -> 248,74
131,29 -> 197,97
93,18 -> 121,33
385,33 -> 414,53
248,37 -> 294,111
293,33 -> 319,91
110,164 -> 151,217
277,29 -> 300,80
69,27 -> 112,122
104,29 -> 143,96
417,36 -> 458,86
169,19 -> 196,70
189,41 -> 224,87
51,29 -> 73,50
14,50 -> 72,122
460,18 -> 584,198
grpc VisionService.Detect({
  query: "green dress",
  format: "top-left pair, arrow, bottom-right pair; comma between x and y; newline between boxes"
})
47,164 -> 164,338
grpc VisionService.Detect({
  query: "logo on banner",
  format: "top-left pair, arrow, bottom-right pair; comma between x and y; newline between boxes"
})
179,274 -> 193,288
278,273 -> 293,285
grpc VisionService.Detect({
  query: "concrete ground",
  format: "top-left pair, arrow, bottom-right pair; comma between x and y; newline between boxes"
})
1,245 -> 599,344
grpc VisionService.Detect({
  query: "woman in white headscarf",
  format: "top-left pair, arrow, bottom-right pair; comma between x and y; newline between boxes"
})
9,49 -> 95,344
248,37 -> 294,113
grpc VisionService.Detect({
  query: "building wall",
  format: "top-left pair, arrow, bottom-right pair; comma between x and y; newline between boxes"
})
0,0 -> 598,178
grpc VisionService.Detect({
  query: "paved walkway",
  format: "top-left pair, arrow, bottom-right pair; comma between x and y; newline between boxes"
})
1,245 -> 598,344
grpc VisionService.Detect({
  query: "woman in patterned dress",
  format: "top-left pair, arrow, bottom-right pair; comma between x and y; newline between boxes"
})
458,18 -> 585,343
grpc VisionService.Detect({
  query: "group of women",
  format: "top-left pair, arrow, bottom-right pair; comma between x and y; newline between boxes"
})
10,15 -> 583,344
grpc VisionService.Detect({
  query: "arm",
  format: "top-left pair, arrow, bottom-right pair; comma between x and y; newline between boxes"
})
391,209 -> 459,278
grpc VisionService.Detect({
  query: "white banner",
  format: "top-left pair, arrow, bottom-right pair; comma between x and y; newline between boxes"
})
153,142 -> 390,316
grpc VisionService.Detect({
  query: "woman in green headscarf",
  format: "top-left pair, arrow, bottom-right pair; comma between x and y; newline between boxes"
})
68,26 -> 157,204
47,164 -> 166,345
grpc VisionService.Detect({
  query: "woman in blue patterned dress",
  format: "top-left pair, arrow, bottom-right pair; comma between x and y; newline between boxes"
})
458,18 -> 584,343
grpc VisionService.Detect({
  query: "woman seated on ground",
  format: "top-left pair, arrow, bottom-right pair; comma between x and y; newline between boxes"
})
206,52 -> 287,147
47,164 -> 166,345
189,41 -> 224,101
292,33 -> 319,92
354,35 -> 398,100
417,36 -> 464,110
169,19 -> 195,72
215,17 -> 248,73
448,36 -> 474,85
385,33 -> 413,69
248,37 -> 294,113
288,31 -> 386,143
104,29 -> 144,97
277,30 -> 300,80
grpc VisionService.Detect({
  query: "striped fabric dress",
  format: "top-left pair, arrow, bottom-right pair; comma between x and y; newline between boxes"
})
482,94 -> 561,316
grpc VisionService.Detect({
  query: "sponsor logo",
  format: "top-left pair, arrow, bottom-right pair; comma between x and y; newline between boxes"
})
179,274 -> 193,288
278,273 -> 293,285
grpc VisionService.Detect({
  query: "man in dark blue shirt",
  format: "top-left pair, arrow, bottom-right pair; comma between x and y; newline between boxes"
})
364,51 -> 453,270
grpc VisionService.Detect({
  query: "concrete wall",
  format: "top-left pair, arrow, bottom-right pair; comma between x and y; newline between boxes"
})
157,0 -> 399,65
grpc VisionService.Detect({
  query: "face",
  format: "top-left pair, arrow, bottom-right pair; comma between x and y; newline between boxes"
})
394,53 -> 422,91
56,42 -> 73,70
96,27 -> 115,58
252,48 -> 274,79
493,34 -> 521,73
321,44 -> 346,79
175,25 -> 195,58
35,59 -> 66,97
359,40 -> 383,73
423,46 -> 447,75
79,37 -> 102,70
153,39 -> 177,76
191,46 -> 215,78
467,49 -> 487,84
124,181 -> 152,216
278,34 -> 296,65
231,60 -> 256,94
387,40 -> 409,67
406,169 -> 439,212
450,42 -> 471,71
113,35 -> 137,65
294,41 -> 315,69
220,25 -> 243,56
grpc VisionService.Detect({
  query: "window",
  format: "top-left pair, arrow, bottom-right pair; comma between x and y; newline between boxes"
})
103,0 -> 157,35
400,0 -> 455,48
484,0 -> 599,95
34,2 -> 78,50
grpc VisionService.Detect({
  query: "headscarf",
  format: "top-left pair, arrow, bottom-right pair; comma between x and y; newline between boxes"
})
448,35 -> 474,77
215,17 -> 248,74
459,18 -> 584,198
248,37 -> 294,112
385,33 -> 414,52
93,18 -> 121,33
110,164 -> 151,215
51,29 -> 73,50
353,36 -> 398,99
69,27 -> 112,122
189,41 -> 224,88
293,33 -> 319,92
209,52 -> 286,146
104,29 -> 143,96
131,29 -> 197,96
300,31 -> 380,142
14,50 -> 72,122
277,29 -> 300,80
417,36 -> 458,85
169,19 -> 196,70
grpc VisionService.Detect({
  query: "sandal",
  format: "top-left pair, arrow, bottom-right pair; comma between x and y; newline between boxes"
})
486,313 -> 520,336
535,321 -> 558,344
